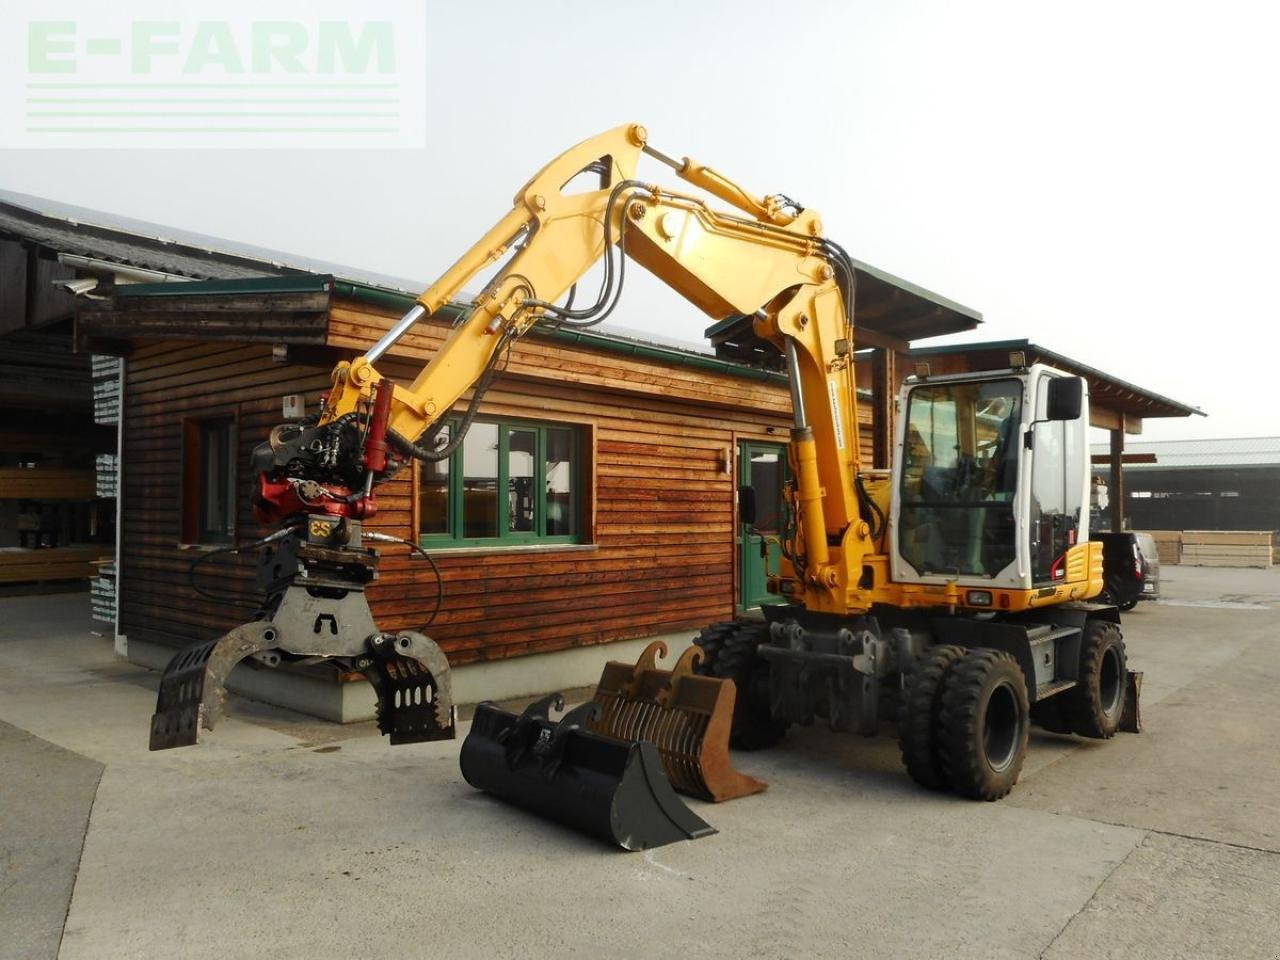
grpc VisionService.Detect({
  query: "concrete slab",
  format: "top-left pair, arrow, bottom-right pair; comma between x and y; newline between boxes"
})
1042,832 -> 1280,960
1010,571 -> 1280,853
0,722 -> 103,960
2,568 -> 1278,959
58,729 -> 1144,960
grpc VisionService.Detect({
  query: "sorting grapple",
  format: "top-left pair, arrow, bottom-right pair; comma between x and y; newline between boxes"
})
149,519 -> 455,750
588,640 -> 767,802
460,693 -> 715,851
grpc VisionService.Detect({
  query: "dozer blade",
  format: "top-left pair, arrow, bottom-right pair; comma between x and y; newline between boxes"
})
587,641 -> 767,803
460,694 -> 716,851
1120,670 -> 1143,734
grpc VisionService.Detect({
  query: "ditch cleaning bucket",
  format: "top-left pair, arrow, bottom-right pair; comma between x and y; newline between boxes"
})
459,693 -> 716,851
587,641 -> 767,802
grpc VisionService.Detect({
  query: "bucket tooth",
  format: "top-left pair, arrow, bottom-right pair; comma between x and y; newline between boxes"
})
460,696 -> 716,852
587,640 -> 768,803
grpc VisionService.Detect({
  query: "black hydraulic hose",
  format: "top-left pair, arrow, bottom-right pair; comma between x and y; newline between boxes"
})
856,474 -> 887,543
187,524 -> 302,604
387,329 -> 514,463
362,530 -> 445,630
522,178 -> 651,327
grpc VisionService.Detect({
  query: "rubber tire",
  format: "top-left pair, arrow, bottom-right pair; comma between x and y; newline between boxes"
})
938,649 -> 1030,801
710,622 -> 788,751
1118,598 -> 1139,612
692,621 -> 738,676
1062,620 -> 1127,739
898,645 -> 965,790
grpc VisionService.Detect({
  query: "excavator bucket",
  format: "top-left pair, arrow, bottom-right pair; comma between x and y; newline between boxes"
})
459,694 -> 716,851
587,641 -> 767,803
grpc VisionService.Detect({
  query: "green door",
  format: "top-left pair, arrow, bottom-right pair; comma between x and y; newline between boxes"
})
739,441 -> 788,610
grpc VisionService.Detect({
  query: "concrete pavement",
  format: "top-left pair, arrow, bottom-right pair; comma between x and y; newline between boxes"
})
2,567 -> 1279,959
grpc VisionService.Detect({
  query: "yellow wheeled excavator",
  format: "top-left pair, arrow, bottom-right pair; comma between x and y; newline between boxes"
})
151,124 -> 1139,823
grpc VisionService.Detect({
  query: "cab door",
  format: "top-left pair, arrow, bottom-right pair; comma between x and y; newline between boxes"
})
738,441 -> 788,610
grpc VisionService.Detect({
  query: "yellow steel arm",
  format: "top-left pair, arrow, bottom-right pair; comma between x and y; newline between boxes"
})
321,123 -> 875,611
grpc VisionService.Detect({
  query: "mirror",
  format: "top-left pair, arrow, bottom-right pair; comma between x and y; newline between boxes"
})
738,484 -> 757,526
1047,376 -> 1084,421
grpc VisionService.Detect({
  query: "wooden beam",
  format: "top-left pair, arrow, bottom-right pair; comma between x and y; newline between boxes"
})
76,289 -> 330,346
1109,424 -> 1125,532
852,326 -> 910,353
870,347 -> 896,468
1091,452 -> 1155,465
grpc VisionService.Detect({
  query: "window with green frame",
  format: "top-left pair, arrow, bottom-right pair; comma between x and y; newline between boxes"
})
418,418 -> 583,546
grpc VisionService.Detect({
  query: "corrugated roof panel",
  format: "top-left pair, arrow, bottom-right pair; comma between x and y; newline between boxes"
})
1089,437 -> 1280,468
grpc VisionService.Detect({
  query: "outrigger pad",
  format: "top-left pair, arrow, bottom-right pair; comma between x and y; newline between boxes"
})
460,694 -> 717,852
588,641 -> 767,802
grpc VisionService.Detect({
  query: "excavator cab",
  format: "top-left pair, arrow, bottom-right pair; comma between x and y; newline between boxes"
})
889,363 -> 1096,606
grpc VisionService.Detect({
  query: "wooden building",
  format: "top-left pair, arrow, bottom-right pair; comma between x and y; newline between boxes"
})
78,269 -> 979,717
8,189 -> 1206,721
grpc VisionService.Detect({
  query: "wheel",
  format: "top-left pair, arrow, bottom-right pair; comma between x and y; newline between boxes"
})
898,644 -> 965,790
1118,597 -> 1138,612
938,649 -> 1030,801
1096,574 -> 1126,607
703,621 -> 787,751
1062,620 -> 1127,739
691,621 -> 738,675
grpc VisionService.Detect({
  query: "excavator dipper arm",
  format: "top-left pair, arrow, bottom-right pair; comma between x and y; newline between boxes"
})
306,123 -> 874,611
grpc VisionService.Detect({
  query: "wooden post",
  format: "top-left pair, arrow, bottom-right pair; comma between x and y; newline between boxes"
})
1109,421 -> 1125,532
871,347 -> 895,469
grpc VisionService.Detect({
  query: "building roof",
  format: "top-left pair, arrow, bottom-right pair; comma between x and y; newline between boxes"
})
1089,436 -> 1280,469
909,338 -> 1204,421
3,187 -> 982,364
705,257 -> 982,367
0,188 -> 440,289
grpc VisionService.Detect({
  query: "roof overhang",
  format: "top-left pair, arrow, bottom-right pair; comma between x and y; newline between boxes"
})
909,338 -> 1204,433
705,258 -> 982,368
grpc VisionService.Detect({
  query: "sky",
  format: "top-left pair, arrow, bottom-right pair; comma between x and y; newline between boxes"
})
4,0 -> 1277,441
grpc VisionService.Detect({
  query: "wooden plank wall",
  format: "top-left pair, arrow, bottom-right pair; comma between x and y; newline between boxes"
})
119,299 -> 877,665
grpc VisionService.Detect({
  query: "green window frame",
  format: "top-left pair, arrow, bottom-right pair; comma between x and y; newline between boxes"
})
418,417 -> 583,548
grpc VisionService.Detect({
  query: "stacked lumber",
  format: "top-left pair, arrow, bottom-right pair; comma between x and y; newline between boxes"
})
0,467 -> 96,500
0,545 -> 113,583
1181,531 -> 1275,569
1141,530 -> 1183,565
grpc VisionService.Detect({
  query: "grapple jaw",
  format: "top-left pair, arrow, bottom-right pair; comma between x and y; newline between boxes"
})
460,694 -> 716,851
149,527 -> 455,750
587,641 -> 767,802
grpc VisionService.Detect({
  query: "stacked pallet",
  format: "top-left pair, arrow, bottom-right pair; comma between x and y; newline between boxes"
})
0,467 -> 96,500
1181,531 -> 1275,569
0,546 -> 113,583
1142,530 -> 1183,565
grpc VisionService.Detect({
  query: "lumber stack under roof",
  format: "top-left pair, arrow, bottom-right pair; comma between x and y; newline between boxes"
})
1180,530 -> 1275,569
0,545 -> 112,583
1141,530 -> 1183,565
